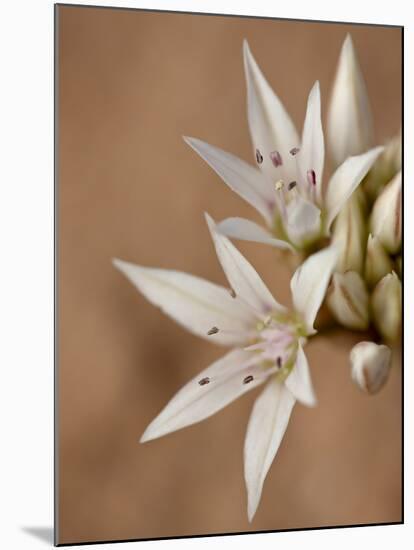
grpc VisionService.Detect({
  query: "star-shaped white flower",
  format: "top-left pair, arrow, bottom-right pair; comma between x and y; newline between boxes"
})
113,214 -> 338,521
184,41 -> 383,251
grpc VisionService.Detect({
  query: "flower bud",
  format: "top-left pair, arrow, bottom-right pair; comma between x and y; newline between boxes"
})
327,271 -> 369,330
371,272 -> 402,343
327,34 -> 374,167
350,341 -> 392,394
370,171 -> 402,254
332,191 -> 366,274
364,133 -> 402,201
365,234 -> 393,289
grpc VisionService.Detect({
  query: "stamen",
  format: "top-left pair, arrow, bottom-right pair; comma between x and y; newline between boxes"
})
275,180 -> 284,192
288,181 -> 297,191
276,356 -> 282,368
255,149 -> 263,164
307,169 -> 316,186
270,150 -> 283,167
229,288 -> 236,298
243,375 -> 254,384
198,377 -> 210,386
290,147 -> 300,156
207,326 -> 219,335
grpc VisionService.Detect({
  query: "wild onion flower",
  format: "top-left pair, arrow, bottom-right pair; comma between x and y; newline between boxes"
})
184,41 -> 383,252
113,215 -> 338,520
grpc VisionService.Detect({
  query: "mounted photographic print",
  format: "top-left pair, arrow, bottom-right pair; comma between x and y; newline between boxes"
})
55,4 -> 403,546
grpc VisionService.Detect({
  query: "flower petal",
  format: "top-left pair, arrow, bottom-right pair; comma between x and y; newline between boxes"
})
298,81 -> 325,203
206,214 -> 286,316
141,349 -> 267,442
285,343 -> 317,407
244,378 -> 295,521
327,34 -> 374,167
113,259 -> 253,346
184,136 -> 274,225
285,195 -> 321,248
216,217 -> 294,251
325,146 -> 383,231
243,40 -> 299,183
290,245 -> 339,333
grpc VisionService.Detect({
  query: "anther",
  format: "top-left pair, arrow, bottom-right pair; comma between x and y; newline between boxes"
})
270,150 -> 283,167
288,181 -> 297,191
229,288 -> 236,298
255,149 -> 263,164
207,326 -> 219,335
243,375 -> 254,384
290,147 -> 300,156
275,180 -> 284,192
307,169 -> 316,186
276,357 -> 282,368
198,377 -> 210,386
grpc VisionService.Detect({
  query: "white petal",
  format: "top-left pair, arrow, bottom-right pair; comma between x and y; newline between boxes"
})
285,344 -> 316,407
290,245 -> 339,333
244,378 -> 295,521
216,217 -> 294,251
327,34 -> 374,167
141,349 -> 267,442
243,40 -> 299,183
113,259 -> 253,346
184,136 -> 274,225
285,196 -> 321,248
325,146 -> 383,231
206,214 -> 285,315
298,81 -> 325,203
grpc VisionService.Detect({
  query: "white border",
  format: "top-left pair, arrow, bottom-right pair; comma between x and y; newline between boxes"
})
0,1 -> 410,548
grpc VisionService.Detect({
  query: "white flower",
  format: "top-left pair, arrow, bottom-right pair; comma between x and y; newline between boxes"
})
184,41 -> 383,251
327,34 -> 374,167
113,214 -> 338,521
350,341 -> 392,394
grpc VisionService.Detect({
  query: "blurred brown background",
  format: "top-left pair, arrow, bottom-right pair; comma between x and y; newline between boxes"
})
57,5 -> 402,545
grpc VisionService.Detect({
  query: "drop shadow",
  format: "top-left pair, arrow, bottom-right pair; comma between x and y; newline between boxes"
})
22,526 -> 54,546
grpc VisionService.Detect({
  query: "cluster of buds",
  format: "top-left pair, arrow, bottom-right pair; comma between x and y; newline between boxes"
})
326,36 -> 402,392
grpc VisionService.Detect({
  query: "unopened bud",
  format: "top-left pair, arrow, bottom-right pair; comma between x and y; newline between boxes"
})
327,35 -> 374,167
332,191 -> 366,274
371,272 -> 402,343
364,133 -> 402,201
370,171 -> 402,254
365,234 -> 393,288
327,271 -> 369,330
350,341 -> 392,394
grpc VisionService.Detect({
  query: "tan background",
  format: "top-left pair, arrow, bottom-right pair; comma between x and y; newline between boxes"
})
57,5 -> 402,545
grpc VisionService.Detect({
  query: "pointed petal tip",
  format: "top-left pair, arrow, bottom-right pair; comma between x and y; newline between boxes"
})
112,257 -> 129,272
204,211 -> 216,229
247,506 -> 256,523
139,425 -> 154,443
312,80 -> 321,93
343,33 -> 354,49
182,135 -> 197,147
243,38 -> 251,56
